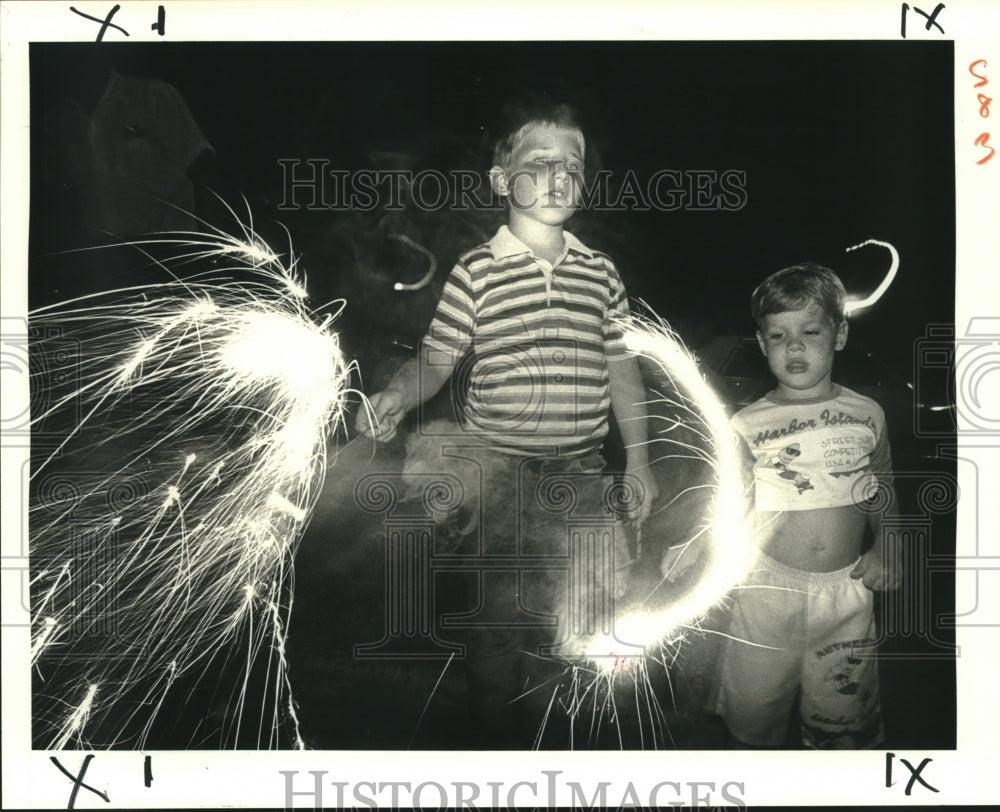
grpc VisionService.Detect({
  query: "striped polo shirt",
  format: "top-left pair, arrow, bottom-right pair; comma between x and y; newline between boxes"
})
421,225 -> 631,456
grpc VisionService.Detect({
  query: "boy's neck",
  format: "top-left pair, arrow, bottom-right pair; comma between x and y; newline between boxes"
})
508,215 -> 566,265
773,379 -> 837,402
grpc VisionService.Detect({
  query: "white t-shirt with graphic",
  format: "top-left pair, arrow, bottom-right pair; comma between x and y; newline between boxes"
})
732,385 -> 892,512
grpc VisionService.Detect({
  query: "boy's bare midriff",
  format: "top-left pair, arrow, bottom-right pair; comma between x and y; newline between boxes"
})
756,505 -> 868,572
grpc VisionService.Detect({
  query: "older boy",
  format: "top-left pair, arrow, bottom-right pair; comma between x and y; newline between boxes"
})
356,102 -> 657,746
710,263 -> 901,749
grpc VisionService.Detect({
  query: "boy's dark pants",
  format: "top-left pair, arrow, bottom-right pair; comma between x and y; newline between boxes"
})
456,450 -> 621,748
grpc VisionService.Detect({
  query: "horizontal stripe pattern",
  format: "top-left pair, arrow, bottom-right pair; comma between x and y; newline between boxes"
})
422,230 -> 630,455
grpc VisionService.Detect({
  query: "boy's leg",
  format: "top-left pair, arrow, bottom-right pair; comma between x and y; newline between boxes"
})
799,569 -> 883,749
713,556 -> 808,747
463,568 -> 562,747
464,576 -> 527,748
462,451 -> 626,746
456,450 -> 531,747
532,454 -> 629,652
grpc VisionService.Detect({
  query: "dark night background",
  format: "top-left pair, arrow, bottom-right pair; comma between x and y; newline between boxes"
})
28,41 -> 957,750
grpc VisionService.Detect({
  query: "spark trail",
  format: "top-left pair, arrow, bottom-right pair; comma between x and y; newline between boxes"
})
29,219 -> 352,749
844,238 -> 899,315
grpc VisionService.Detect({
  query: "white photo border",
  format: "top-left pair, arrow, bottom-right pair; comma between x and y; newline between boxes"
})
2,0 -> 997,808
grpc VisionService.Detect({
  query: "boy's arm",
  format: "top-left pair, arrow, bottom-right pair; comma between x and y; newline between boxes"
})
850,420 -> 902,590
604,264 -> 658,527
850,485 -> 902,591
355,354 -> 454,442
607,355 -> 659,527
355,261 -> 473,442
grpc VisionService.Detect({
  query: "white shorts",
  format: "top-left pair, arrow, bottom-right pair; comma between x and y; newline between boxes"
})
712,551 -> 884,749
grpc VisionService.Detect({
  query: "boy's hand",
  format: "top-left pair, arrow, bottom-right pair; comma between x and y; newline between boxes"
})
355,389 -> 406,442
850,547 -> 902,591
623,465 -> 659,529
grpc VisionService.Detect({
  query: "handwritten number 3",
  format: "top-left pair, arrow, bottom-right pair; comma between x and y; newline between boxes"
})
973,133 -> 995,165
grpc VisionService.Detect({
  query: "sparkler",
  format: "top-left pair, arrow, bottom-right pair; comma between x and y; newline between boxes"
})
389,233 -> 438,291
844,238 -> 899,315
29,215 -> 352,749
564,314 -> 756,663
542,313 -> 757,747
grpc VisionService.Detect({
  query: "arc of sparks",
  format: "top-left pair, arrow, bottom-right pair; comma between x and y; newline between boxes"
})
530,314 -> 759,748
559,313 -> 757,675
29,219 -> 355,750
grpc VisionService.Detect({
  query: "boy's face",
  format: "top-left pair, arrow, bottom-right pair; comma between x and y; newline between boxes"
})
756,302 -> 847,400
491,124 -> 585,228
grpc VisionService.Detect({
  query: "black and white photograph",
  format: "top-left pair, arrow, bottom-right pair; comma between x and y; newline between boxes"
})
2,1 -> 997,809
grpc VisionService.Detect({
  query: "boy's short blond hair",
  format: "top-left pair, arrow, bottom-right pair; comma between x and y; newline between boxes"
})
491,100 -> 585,169
751,263 -> 847,329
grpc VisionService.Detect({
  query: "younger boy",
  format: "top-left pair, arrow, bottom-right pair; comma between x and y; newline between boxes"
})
711,263 -> 900,749
356,102 -> 658,746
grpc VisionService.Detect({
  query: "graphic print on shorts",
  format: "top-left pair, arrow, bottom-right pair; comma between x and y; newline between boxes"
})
802,642 -> 883,749
822,652 -> 868,697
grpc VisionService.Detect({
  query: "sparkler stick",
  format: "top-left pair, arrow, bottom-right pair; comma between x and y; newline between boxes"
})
29,218 -> 352,749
